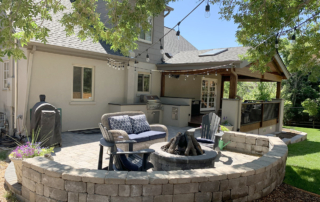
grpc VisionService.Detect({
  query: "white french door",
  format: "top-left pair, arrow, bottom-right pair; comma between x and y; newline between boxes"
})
200,78 -> 217,111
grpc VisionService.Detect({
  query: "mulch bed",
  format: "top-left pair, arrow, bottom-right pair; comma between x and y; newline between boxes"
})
257,183 -> 320,202
274,128 -> 302,139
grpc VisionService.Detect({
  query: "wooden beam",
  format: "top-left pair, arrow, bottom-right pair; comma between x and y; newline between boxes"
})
261,119 -> 277,128
220,77 -> 226,108
161,73 -> 165,97
229,68 -> 238,99
276,82 -> 281,98
235,67 -> 283,82
240,122 -> 260,132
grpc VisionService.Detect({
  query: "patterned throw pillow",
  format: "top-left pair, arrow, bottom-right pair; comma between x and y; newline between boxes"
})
108,115 -> 133,134
129,115 -> 151,134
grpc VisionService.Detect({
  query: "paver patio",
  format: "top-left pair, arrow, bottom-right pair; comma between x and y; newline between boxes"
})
52,126 -> 259,170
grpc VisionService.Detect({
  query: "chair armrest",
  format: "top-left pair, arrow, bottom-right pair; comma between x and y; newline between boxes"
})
108,149 -> 155,155
115,140 -> 137,144
187,127 -> 201,136
150,124 -> 169,141
108,130 -> 130,141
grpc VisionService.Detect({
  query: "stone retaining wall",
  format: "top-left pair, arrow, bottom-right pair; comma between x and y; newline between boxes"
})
222,131 -> 270,155
19,133 -> 288,202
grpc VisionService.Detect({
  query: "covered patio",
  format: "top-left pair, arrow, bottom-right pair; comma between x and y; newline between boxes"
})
157,47 -> 290,134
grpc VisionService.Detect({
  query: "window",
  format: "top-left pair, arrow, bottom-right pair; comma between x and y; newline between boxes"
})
137,73 -> 150,92
73,66 -> 93,100
139,17 -> 153,43
3,61 -> 9,89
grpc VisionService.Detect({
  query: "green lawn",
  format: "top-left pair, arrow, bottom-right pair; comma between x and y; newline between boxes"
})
283,126 -> 320,195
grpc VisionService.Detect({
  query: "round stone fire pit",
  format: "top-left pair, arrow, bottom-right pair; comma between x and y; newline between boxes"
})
150,142 -> 217,171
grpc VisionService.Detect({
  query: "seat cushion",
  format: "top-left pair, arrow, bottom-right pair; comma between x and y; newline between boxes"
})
140,131 -> 166,141
108,115 -> 133,134
117,148 -> 140,171
129,114 -> 151,134
196,137 -> 214,144
128,131 -> 166,143
128,133 -> 150,143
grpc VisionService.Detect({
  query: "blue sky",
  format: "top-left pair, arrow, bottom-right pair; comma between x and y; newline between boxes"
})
165,1 -> 241,50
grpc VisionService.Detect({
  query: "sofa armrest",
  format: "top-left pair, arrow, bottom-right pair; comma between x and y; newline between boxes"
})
108,130 -> 130,141
150,124 -> 169,141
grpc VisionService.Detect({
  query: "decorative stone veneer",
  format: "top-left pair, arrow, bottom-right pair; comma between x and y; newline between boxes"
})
18,132 -> 288,202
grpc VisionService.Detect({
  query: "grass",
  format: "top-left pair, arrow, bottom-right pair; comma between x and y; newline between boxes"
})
0,151 -> 8,161
283,126 -> 320,195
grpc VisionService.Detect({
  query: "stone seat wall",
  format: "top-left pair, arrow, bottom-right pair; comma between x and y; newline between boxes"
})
19,133 -> 288,202
222,131 -> 270,155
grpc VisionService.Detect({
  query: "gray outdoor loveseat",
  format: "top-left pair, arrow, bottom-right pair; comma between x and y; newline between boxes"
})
101,111 -> 168,151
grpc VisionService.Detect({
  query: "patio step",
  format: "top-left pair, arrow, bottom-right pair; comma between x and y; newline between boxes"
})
188,122 -> 201,127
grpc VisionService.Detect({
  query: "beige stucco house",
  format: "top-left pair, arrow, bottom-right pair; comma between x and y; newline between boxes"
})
0,0 -> 290,136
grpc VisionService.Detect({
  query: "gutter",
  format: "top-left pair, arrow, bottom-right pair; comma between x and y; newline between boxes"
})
23,45 -> 36,134
164,6 -> 174,18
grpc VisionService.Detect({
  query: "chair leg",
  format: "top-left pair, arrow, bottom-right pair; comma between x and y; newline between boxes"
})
98,145 -> 103,170
142,153 -> 150,171
108,154 -> 114,171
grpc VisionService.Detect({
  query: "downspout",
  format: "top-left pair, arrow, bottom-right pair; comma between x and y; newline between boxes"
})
14,40 -> 18,130
23,45 -> 36,134
230,67 -> 241,131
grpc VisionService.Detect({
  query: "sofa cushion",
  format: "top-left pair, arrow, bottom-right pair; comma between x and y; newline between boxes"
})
108,115 -> 133,134
129,114 -> 151,134
128,131 -> 166,143
140,131 -> 166,141
128,133 -> 150,143
117,148 -> 140,171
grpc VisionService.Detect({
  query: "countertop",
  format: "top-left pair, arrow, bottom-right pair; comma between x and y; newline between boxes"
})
108,103 -> 190,106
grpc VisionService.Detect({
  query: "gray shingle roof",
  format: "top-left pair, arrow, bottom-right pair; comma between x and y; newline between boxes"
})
164,46 -> 250,64
163,27 -> 197,60
26,0 -> 122,56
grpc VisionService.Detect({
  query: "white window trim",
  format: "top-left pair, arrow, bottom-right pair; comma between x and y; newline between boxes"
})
137,72 -> 151,94
138,17 -> 153,44
2,61 -> 9,90
71,64 -> 95,102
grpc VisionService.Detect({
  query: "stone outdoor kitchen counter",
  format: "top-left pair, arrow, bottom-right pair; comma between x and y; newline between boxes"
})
17,131 -> 288,202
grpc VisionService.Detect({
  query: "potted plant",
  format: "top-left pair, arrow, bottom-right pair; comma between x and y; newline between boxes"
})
9,129 -> 54,184
221,116 -> 234,131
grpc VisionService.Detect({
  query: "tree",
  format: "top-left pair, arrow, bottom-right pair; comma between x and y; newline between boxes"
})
1,0 -> 320,79
301,98 -> 319,128
0,0 -> 169,61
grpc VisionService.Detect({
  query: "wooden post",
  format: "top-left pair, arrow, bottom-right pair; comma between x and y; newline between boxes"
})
229,69 -> 238,99
276,82 -> 281,98
220,77 -> 225,109
161,73 -> 165,97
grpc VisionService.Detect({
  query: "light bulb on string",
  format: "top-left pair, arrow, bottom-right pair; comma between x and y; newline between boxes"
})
207,72 -> 209,75
146,49 -> 150,62
184,76 -> 187,81
205,1 -> 210,18
168,74 -> 171,78
118,64 -> 121,70
275,34 -> 279,49
160,39 -> 165,54
187,74 -> 189,77
176,22 -> 181,40
291,27 -> 296,44
127,62 -> 130,70
193,75 -> 196,80
226,69 -> 228,71
215,72 -> 217,76
122,64 -> 125,70
134,60 -> 138,67
203,75 -> 205,79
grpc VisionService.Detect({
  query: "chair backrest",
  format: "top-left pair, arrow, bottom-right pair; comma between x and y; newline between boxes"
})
99,123 -> 123,170
201,112 -> 220,140
101,111 -> 145,130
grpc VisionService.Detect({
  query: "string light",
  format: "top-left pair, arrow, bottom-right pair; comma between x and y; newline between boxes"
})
176,22 -> 181,40
215,72 -> 217,76
122,64 -> 125,70
207,72 -> 209,75
160,39 -> 164,54
169,74 -> 171,78
193,75 -> 196,80
146,49 -> 150,62
184,76 -> 187,81
291,27 -> 296,44
134,60 -> 138,67
226,69 -> 228,71
187,74 -> 189,77
205,0 -> 210,18
275,34 -> 279,49
118,64 -> 121,70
